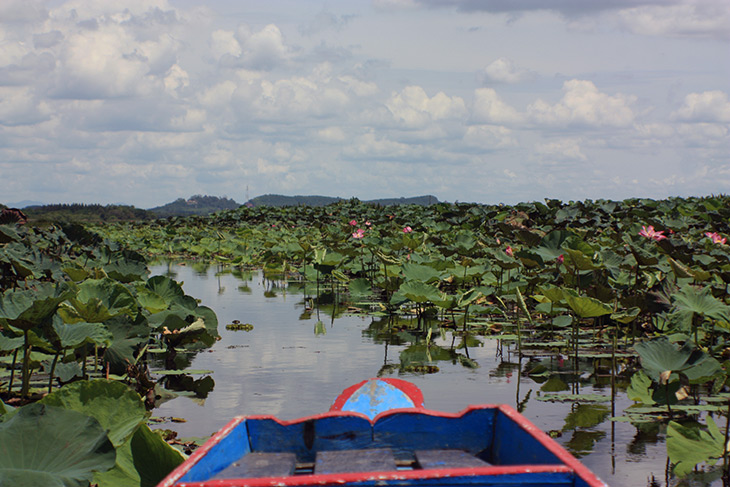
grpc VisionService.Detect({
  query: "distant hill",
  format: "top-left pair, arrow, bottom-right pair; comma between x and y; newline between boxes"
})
23,203 -> 153,223
149,195 -> 240,217
6,200 -> 45,208
247,194 -> 440,207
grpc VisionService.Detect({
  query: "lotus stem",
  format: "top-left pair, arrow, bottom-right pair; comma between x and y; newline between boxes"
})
21,329 -> 31,398
722,399 -> 730,484
8,349 -> 18,392
48,351 -> 60,394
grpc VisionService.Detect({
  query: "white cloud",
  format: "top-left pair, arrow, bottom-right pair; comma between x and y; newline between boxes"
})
617,2 -> 730,40
253,76 -> 349,120
237,24 -> 290,71
343,132 -> 422,160
163,64 -> 189,96
0,86 -> 51,125
211,30 -> 241,59
372,0 -> 419,11
50,16 -> 180,99
482,58 -> 535,84
673,90 -> 730,123
527,80 -> 636,128
471,88 -> 522,125
386,85 -> 467,128
0,0 -> 48,24
535,138 -> 587,164
170,108 -> 206,131
317,126 -> 346,142
462,125 -> 516,150
338,75 -> 379,97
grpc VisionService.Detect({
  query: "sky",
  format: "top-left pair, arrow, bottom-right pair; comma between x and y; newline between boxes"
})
0,0 -> 729,208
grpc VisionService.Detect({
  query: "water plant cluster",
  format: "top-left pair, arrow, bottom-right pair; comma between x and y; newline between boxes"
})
0,223 -> 219,486
93,195 -> 730,481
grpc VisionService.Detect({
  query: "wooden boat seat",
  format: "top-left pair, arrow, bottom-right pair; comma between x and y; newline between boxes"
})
415,449 -> 490,469
315,448 -> 397,474
213,449 -> 491,479
212,452 -> 297,479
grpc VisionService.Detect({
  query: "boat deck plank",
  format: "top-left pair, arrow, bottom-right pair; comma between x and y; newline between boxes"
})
416,449 -> 490,469
315,448 -> 396,474
212,452 -> 296,479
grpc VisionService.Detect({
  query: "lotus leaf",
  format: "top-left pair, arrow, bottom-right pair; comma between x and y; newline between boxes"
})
626,370 -> 655,405
671,285 -> 730,322
635,337 -> 723,384
40,379 -> 147,447
667,418 -> 725,477
563,293 -> 612,319
0,402 -> 115,487
60,278 -> 137,324
401,262 -> 442,283
53,319 -> 113,349
0,282 -> 74,330
397,280 -> 444,304
348,278 -> 373,299
610,307 -> 641,324
0,224 -> 21,243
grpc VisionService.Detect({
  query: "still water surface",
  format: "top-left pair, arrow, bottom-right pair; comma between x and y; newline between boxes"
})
150,263 -> 684,487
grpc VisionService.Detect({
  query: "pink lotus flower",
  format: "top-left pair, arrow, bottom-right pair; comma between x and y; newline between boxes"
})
403,226 -> 412,233
505,246 -> 514,257
706,232 -> 727,245
557,254 -> 564,264
365,221 -> 372,227
639,225 -> 666,241
349,219 -> 357,226
352,228 -> 365,239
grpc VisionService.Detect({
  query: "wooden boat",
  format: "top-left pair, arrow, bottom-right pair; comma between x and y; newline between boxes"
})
158,378 -> 607,487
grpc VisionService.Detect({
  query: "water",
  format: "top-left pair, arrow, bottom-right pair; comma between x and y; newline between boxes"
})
149,262 -> 694,487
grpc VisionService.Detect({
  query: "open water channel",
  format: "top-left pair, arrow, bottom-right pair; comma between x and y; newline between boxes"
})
149,262 -> 709,487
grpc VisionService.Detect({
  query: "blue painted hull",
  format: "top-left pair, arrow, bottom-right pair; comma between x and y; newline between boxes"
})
158,380 -> 607,487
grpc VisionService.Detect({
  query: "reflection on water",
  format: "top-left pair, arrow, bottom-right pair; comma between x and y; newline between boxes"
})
150,263 -> 688,486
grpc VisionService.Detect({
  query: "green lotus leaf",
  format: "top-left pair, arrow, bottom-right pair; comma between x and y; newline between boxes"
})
93,422 -> 185,487
537,286 -> 564,304
0,224 -> 21,244
563,248 -> 598,271
667,418 -> 725,477
611,307 -> 641,324
401,262 -> 442,283
0,402 -> 116,487
135,288 -> 168,314
397,280 -> 445,304
144,276 -> 185,307
564,293 -> 612,319
0,399 -> 14,416
0,332 -> 23,352
60,278 -> 137,324
635,337 -> 723,384
626,370 -> 655,405
102,250 -> 148,283
671,285 -> 730,322
53,320 -> 113,349
0,282 -> 74,330
534,230 -> 571,262
40,379 -> 148,448
102,316 -> 151,375
349,278 -> 373,299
